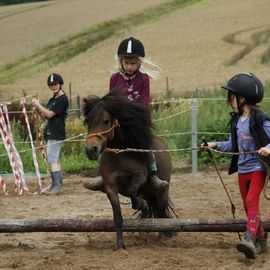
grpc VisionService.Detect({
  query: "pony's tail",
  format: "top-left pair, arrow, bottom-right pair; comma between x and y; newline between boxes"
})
137,196 -> 177,219
167,197 -> 178,218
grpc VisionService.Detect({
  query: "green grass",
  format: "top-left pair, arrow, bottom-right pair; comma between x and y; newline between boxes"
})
0,0 -> 204,85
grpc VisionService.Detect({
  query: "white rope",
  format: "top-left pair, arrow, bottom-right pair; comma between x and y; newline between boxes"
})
158,131 -> 229,137
0,133 -> 87,158
2,93 -> 270,107
197,131 -> 229,135
0,131 -> 230,144
2,94 -> 33,104
158,132 -> 192,136
150,98 -> 187,105
153,108 -> 192,122
106,146 -> 259,156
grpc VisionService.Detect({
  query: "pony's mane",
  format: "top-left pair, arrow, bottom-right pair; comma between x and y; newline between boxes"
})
83,91 -> 153,150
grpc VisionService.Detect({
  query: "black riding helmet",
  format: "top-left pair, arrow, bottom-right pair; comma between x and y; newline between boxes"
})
117,37 -> 145,58
221,72 -> 264,104
47,73 -> 64,86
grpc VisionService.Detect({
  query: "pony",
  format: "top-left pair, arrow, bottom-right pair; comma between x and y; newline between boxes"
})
83,91 -> 174,250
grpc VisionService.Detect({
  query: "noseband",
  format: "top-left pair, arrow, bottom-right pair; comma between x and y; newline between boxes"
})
86,119 -> 120,141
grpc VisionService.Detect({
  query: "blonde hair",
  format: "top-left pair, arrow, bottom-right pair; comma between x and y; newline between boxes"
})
112,55 -> 161,80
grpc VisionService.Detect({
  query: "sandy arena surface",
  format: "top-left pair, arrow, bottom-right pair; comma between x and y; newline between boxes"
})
0,163 -> 270,269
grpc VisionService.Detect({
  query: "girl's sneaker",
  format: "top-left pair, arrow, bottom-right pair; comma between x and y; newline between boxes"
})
236,231 -> 257,259
255,233 -> 268,254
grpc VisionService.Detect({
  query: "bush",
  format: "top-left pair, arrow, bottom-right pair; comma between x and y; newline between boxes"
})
0,119 -> 98,174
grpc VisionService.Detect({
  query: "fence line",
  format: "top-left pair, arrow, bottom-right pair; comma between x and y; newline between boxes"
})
2,93 -> 270,174
0,131 -> 230,145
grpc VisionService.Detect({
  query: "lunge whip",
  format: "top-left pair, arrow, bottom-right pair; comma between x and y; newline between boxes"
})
203,139 -> 241,240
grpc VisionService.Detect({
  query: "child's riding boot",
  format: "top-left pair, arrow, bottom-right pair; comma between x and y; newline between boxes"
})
255,232 -> 268,254
149,172 -> 169,190
148,152 -> 168,190
236,231 -> 257,259
83,178 -> 104,192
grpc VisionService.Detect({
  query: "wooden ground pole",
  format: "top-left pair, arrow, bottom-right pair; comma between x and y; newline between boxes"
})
0,218 -> 270,233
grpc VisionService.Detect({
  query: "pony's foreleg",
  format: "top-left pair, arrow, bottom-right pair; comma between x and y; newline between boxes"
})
127,172 -> 147,210
130,196 -> 148,210
106,187 -> 125,250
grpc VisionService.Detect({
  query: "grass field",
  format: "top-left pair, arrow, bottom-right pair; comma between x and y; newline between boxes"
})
0,0 -> 269,102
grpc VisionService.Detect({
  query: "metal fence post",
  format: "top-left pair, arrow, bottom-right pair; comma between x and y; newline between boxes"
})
76,95 -> 81,118
191,98 -> 198,173
69,82 -> 72,109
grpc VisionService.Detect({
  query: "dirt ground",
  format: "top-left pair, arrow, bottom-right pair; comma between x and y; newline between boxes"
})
0,163 -> 270,270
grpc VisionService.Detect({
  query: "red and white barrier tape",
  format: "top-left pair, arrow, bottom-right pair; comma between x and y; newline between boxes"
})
0,175 -> 8,195
21,99 -> 42,191
2,104 -> 28,192
0,107 -> 22,193
0,106 -> 28,194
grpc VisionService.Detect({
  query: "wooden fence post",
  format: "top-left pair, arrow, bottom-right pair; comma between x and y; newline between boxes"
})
69,82 -> 72,109
191,98 -> 198,173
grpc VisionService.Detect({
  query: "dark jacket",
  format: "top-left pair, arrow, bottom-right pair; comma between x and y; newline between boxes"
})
228,109 -> 270,175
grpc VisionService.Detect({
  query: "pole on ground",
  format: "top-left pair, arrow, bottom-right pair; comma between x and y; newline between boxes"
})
1,218 -> 270,233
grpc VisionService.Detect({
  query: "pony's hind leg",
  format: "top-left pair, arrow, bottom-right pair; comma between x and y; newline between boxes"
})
156,200 -> 176,239
130,196 -> 148,210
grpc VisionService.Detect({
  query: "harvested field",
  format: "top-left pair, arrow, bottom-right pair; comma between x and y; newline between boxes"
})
0,0 -> 270,102
0,165 -> 270,269
0,0 -> 170,66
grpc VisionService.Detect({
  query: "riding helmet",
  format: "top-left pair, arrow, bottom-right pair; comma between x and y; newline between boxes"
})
47,73 -> 64,86
221,72 -> 264,104
117,37 -> 145,58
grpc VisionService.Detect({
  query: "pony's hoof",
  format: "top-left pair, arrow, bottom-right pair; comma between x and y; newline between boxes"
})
114,244 -> 126,251
139,199 -> 148,210
159,231 -> 176,239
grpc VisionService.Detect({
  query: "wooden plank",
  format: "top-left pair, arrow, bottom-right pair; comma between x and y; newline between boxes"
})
0,218 -> 270,233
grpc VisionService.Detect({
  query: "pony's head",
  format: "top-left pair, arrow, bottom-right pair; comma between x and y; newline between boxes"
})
83,90 -> 153,160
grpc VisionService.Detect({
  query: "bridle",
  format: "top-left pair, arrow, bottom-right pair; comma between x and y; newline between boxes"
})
86,119 -> 120,141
